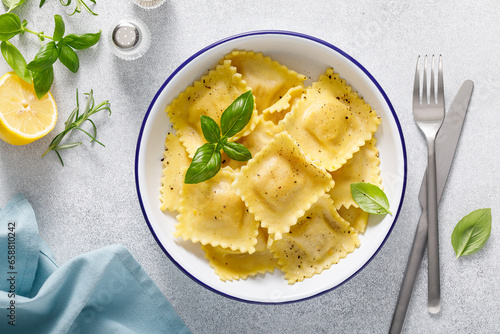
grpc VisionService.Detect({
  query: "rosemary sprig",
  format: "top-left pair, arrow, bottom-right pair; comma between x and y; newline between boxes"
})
39,0 -> 99,16
42,89 -> 111,165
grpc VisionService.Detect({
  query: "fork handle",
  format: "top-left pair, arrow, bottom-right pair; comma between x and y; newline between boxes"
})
427,138 -> 441,314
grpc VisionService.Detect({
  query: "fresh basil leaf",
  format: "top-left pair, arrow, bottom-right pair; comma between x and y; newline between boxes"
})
222,141 -> 252,161
0,13 -> 22,41
1,41 -> 31,83
451,208 -> 491,258
32,66 -> 54,99
220,90 -> 254,138
27,41 -> 59,72
184,143 -> 221,184
39,0 -> 46,7
58,44 -> 79,73
2,0 -> 26,13
62,30 -> 101,50
53,15 -> 65,42
200,115 -> 220,144
350,182 -> 392,215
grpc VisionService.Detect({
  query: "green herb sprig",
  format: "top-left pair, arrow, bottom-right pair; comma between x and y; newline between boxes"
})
451,208 -> 492,258
42,89 -> 111,165
0,12 -> 101,98
350,182 -> 392,215
39,0 -> 99,16
2,0 -> 26,12
184,90 -> 254,184
2,0 -> 98,16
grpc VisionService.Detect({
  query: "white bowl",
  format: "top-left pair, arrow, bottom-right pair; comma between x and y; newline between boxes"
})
135,31 -> 407,304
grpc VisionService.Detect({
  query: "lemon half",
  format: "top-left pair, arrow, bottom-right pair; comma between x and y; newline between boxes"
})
0,72 -> 57,145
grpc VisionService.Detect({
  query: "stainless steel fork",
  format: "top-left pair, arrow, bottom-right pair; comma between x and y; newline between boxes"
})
412,55 -> 445,314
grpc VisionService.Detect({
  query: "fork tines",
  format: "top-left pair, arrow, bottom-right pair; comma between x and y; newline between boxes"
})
414,55 -> 444,107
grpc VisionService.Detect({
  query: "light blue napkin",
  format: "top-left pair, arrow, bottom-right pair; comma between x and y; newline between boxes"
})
0,193 -> 191,334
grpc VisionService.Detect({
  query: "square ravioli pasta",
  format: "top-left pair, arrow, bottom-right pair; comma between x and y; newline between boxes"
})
232,132 -> 334,241
270,195 -> 360,284
222,50 -> 307,112
328,138 -> 381,210
262,85 -> 304,125
283,68 -> 380,172
166,59 -> 258,158
338,205 -> 370,234
175,170 -> 260,254
221,114 -> 282,172
160,132 -> 191,212
202,227 -> 279,281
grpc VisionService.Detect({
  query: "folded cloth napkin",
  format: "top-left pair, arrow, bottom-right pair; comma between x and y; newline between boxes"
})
0,194 -> 191,334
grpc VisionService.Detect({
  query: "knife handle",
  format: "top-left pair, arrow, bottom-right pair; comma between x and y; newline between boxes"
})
389,212 -> 428,334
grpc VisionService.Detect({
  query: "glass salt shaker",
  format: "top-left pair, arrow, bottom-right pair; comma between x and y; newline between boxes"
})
109,18 -> 151,60
132,0 -> 166,9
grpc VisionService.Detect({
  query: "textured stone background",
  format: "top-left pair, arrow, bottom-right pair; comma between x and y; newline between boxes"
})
1,1 -> 498,333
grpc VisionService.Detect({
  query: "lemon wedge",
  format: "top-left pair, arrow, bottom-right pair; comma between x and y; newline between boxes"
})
0,72 -> 57,145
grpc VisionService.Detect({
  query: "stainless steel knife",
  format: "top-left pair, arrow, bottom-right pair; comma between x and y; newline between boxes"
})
389,80 -> 474,334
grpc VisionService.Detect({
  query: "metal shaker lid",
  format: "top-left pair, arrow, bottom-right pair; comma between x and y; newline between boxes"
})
109,18 -> 151,61
112,22 -> 140,50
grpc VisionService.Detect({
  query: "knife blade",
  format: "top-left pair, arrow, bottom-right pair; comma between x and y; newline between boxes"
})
389,80 -> 474,334
422,79 -> 474,205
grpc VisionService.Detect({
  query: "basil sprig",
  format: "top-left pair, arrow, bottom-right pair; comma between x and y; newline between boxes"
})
1,40 -> 30,82
350,182 -> 392,215
1,0 -> 26,13
0,12 -> 22,40
451,208 -> 491,258
0,12 -> 100,98
184,91 -> 254,184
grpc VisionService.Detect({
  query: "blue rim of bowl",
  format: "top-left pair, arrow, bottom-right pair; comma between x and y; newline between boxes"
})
135,30 -> 407,304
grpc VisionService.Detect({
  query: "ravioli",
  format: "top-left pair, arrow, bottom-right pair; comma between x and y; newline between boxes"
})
270,195 -> 360,284
283,68 -> 380,171
175,170 -> 259,253
338,205 -> 370,233
262,85 -> 305,126
223,50 -> 307,112
221,115 -> 282,171
166,60 -> 258,157
202,227 -> 279,281
232,132 -> 334,240
328,138 -> 381,209
159,132 -> 191,212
